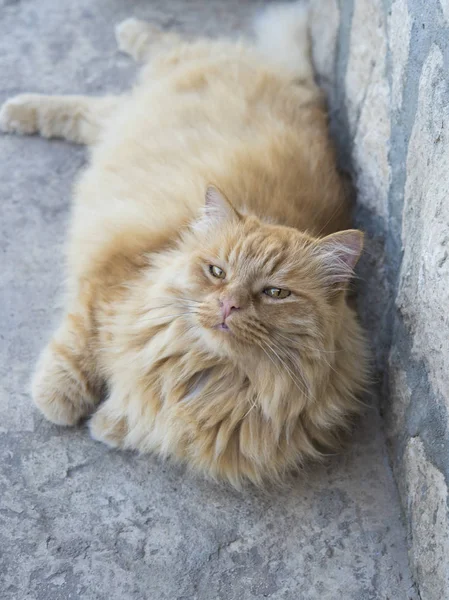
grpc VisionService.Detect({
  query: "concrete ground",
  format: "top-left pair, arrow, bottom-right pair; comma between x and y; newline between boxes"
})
0,1 -> 418,599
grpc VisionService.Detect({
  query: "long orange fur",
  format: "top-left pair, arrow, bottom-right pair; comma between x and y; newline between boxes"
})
0,4 -> 369,487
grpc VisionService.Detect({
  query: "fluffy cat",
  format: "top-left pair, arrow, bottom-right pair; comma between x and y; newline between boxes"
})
0,3 -> 369,487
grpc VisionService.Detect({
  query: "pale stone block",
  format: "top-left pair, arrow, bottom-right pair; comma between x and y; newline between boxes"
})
345,0 -> 391,218
388,0 -> 412,111
439,0 -> 449,24
397,44 -> 449,406
404,438 -> 449,600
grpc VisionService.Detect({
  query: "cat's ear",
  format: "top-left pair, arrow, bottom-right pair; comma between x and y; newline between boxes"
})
194,186 -> 241,232
204,186 -> 240,222
314,230 -> 364,285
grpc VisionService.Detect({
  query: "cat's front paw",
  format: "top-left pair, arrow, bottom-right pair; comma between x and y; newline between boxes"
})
0,94 -> 39,135
31,343 -> 97,426
89,404 -> 128,448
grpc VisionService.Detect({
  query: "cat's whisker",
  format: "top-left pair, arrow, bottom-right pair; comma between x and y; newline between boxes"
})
261,345 -> 305,402
274,331 -> 342,355
273,340 -> 314,401
139,312 -> 196,323
265,339 -> 313,402
270,338 -> 312,381
307,349 -> 342,380
146,302 -> 199,311
242,392 -> 259,419
139,302 -> 184,312
150,296 -> 202,305
314,203 -> 343,237
274,343 -> 315,405
196,378 -> 231,405
301,346 -> 342,355
259,343 -> 284,379
144,305 -> 179,312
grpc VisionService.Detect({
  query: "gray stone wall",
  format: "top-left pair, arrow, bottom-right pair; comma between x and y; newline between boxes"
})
311,1 -> 449,598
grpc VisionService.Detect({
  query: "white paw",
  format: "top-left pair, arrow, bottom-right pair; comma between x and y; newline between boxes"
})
115,18 -> 161,59
88,407 -> 127,448
0,94 -> 39,135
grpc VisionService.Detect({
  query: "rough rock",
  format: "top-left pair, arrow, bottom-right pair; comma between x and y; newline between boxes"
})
404,438 -> 449,600
312,1 -> 449,598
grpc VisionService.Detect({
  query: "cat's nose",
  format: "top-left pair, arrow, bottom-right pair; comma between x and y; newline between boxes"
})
219,298 -> 240,321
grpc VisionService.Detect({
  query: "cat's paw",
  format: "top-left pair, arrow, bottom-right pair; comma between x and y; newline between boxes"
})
115,18 -> 162,60
31,343 -> 97,426
0,94 -> 39,135
89,404 -> 128,448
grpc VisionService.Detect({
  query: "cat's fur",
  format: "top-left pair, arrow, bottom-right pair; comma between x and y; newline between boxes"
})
0,3 -> 369,487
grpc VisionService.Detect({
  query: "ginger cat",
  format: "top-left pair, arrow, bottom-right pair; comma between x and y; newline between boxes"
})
0,3 -> 369,487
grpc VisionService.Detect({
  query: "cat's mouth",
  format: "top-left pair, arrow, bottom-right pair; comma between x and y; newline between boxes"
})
195,309 -> 236,336
214,322 -> 231,333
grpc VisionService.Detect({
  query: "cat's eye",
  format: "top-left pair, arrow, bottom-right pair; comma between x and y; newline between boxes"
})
209,265 -> 226,279
263,287 -> 291,299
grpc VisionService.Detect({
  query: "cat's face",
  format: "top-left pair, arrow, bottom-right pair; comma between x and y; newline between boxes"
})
178,187 -> 363,359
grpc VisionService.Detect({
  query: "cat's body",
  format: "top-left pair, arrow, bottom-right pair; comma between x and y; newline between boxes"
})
1,4 -> 369,486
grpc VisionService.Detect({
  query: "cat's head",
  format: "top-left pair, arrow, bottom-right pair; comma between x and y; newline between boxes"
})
175,186 -> 363,361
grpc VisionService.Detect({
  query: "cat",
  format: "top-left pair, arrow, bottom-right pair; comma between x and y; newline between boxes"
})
0,2 -> 369,487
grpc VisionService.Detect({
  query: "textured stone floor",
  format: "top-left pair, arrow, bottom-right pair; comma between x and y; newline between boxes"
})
0,1 -> 417,599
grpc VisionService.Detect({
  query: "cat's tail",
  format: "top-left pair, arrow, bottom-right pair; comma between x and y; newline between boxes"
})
253,1 -> 314,82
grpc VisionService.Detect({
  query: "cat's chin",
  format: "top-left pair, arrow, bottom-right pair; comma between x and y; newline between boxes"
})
196,324 -> 241,358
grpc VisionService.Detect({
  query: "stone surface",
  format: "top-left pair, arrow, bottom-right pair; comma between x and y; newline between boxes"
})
311,0 -> 449,599
398,44 -> 449,407
439,0 -> 449,24
392,41 -> 449,600
345,0 -> 391,220
0,1 -> 418,599
388,0 -> 412,112
404,438 -> 449,600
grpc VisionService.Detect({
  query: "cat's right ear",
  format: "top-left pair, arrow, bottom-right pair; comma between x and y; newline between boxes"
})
313,229 -> 364,286
194,186 -> 241,233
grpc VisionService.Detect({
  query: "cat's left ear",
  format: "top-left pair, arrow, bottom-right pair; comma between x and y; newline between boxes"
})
194,186 -> 241,233
314,230 -> 364,285
204,185 -> 241,222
